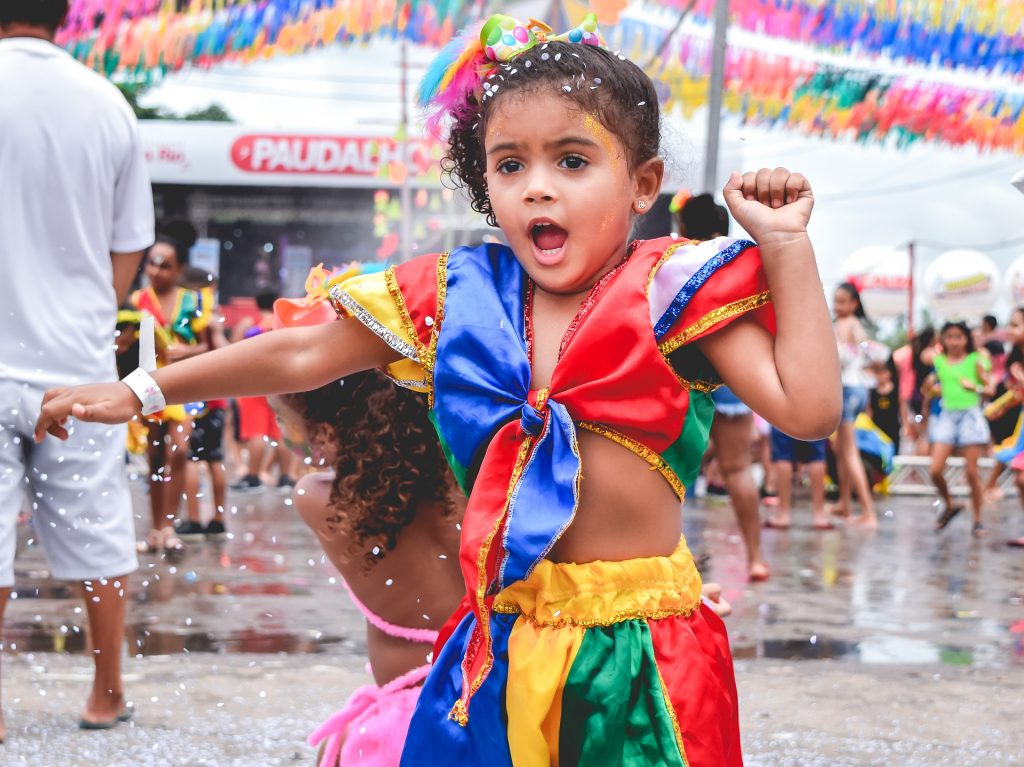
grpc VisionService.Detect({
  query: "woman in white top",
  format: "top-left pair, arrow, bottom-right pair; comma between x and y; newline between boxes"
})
832,282 -> 879,528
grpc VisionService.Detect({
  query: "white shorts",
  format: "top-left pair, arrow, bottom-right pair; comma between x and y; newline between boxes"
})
0,379 -> 138,587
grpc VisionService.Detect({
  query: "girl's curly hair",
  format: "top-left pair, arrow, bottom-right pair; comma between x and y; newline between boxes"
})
442,42 -> 661,227
280,372 -> 457,570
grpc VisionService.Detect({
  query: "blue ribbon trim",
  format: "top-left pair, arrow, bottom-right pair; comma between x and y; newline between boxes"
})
653,238 -> 756,340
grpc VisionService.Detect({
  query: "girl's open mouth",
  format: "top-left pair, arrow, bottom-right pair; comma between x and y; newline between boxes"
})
531,222 -> 569,265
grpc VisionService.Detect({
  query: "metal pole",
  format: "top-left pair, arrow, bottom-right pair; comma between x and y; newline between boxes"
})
907,240 -> 915,339
702,0 -> 728,194
643,0 -> 698,70
399,39 -> 412,262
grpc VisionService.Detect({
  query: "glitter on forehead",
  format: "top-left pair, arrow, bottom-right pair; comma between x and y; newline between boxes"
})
582,113 -> 617,163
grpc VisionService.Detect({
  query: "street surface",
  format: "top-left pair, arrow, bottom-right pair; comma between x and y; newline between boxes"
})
4,478 -> 1022,765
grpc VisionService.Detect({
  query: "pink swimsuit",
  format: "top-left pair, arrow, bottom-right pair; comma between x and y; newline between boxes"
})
308,582 -> 438,767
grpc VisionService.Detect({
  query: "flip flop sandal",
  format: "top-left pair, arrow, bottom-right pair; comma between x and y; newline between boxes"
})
934,504 -> 963,532
79,708 -> 133,730
763,519 -> 791,530
1007,537 -> 1024,548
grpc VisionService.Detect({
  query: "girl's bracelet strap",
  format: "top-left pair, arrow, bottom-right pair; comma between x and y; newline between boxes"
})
121,368 -> 167,416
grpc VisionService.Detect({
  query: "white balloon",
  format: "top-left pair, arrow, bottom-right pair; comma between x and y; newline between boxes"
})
1005,254 -> 1024,308
923,250 -> 1000,322
841,246 -> 911,319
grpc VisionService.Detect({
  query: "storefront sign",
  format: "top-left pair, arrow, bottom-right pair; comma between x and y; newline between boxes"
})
141,122 -> 443,188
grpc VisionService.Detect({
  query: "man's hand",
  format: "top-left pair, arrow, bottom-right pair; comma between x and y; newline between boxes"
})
35,383 -> 141,442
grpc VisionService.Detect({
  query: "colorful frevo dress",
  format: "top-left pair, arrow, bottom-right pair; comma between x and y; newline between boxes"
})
132,286 -> 207,421
329,236 -> 774,766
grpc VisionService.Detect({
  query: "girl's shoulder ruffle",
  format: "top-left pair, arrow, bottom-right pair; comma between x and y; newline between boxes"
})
647,236 -> 775,351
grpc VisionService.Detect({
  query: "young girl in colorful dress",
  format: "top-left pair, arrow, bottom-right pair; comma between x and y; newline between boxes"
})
831,282 -> 880,528
131,221 -> 209,553
36,14 -> 840,765
273,277 -> 735,766
928,321 -> 992,537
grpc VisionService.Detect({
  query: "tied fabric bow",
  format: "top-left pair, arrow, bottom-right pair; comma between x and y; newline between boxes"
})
480,13 -> 604,63
418,12 -> 607,136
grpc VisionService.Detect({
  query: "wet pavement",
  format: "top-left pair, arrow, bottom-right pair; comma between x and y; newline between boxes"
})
3,476 -> 1023,765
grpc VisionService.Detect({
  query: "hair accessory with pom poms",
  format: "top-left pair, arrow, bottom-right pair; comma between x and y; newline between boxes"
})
418,13 -> 606,137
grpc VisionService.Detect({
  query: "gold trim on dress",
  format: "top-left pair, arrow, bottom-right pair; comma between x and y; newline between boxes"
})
645,240 -> 690,296
576,422 -> 686,500
654,659 -> 690,766
671,373 -> 719,394
657,291 -> 772,355
327,285 -> 421,361
425,252 -> 450,410
385,266 -> 426,359
449,434 -> 534,727
491,600 -> 701,628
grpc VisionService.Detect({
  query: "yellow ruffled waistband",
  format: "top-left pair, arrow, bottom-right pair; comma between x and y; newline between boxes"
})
493,537 -> 703,628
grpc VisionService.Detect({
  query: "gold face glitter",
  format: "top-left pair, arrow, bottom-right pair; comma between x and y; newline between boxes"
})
582,113 -> 617,164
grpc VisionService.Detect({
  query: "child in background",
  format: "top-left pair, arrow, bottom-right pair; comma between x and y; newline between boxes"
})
114,308 -> 153,457
131,221 -> 209,553
232,290 -> 297,491
831,281 -> 880,528
984,308 -> 1024,502
868,355 -> 901,452
675,192 -> 769,581
754,414 -> 779,505
764,428 -> 830,530
928,321 -> 992,537
982,307 -> 1024,546
178,267 -> 231,539
36,14 -> 841,765
905,327 -> 938,455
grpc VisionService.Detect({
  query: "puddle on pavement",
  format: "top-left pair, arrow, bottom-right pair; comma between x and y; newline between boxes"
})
9,487 -> 1024,668
4,621 -> 348,655
733,633 -> 1021,666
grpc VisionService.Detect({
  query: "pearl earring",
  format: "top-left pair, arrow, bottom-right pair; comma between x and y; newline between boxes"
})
636,200 -> 647,210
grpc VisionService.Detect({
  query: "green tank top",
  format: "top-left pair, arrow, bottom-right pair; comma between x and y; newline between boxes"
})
934,352 -> 986,411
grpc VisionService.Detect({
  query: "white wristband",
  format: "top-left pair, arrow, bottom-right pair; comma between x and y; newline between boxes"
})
121,367 -> 167,416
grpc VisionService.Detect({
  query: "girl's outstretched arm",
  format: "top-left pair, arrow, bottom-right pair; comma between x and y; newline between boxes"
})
35,318 -> 400,442
698,168 -> 841,440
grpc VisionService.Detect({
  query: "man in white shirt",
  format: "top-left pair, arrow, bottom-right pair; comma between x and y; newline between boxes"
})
0,0 -> 154,736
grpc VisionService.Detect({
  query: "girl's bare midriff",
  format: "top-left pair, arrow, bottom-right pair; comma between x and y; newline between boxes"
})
532,285 -> 684,565
548,430 -> 683,564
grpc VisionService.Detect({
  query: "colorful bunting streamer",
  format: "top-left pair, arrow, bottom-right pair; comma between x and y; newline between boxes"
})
645,0 -> 1024,75
57,0 -> 466,80
600,18 -> 1024,153
55,1 -> 1024,154
638,33 -> 1024,153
